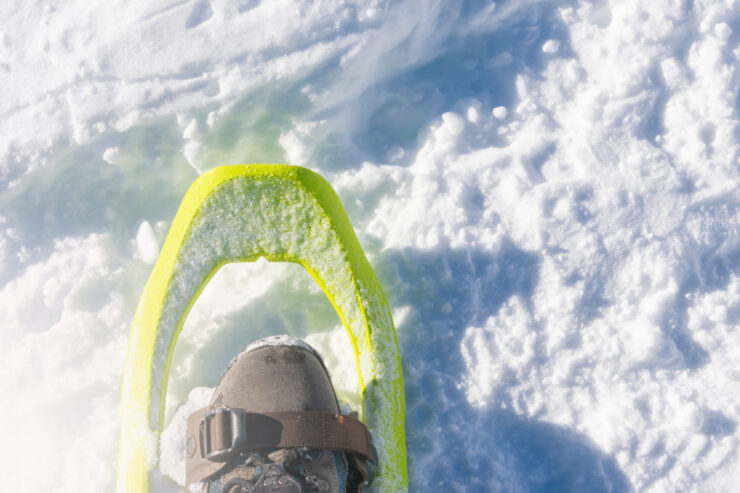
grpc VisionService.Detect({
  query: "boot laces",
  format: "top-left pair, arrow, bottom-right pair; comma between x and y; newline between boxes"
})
222,448 -> 330,493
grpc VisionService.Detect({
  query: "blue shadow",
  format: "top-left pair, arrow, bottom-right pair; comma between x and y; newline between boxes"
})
374,243 -> 631,492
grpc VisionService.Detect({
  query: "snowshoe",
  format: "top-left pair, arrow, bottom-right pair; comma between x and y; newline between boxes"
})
116,165 -> 406,492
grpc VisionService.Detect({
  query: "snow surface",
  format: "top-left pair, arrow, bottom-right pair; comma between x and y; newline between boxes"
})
1,0 -> 739,491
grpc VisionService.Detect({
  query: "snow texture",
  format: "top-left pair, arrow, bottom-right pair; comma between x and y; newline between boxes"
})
1,0 -> 739,491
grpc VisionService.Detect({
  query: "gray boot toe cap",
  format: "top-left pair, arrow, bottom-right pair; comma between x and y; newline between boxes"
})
209,336 -> 339,414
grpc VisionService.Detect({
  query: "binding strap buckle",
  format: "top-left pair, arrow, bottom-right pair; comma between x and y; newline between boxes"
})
200,406 -> 247,462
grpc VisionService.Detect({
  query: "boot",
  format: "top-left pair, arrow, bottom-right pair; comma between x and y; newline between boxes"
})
185,335 -> 373,493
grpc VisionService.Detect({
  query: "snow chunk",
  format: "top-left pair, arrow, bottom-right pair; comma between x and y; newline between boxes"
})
136,221 -> 159,265
102,147 -> 120,165
182,118 -> 199,139
466,106 -> 479,124
159,386 -> 213,486
542,39 -> 560,54
492,106 -> 508,120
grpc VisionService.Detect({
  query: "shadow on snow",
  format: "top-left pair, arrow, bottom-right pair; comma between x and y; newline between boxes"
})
376,243 -> 631,492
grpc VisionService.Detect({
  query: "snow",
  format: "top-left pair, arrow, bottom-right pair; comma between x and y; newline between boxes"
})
1,0 -> 739,492
136,220 -> 160,265
493,106 -> 509,120
542,39 -> 561,54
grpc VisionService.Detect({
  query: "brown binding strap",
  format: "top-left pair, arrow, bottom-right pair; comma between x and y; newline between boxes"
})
185,405 -> 374,486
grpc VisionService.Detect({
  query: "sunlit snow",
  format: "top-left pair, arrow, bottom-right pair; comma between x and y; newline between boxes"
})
1,0 -> 739,491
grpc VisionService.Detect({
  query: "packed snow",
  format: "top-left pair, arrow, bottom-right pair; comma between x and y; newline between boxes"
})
1,0 -> 739,491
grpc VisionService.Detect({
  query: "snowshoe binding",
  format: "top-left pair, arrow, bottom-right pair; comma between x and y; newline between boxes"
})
185,336 -> 373,493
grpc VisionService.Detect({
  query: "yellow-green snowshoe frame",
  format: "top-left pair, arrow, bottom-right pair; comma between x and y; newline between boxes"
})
116,165 -> 407,492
